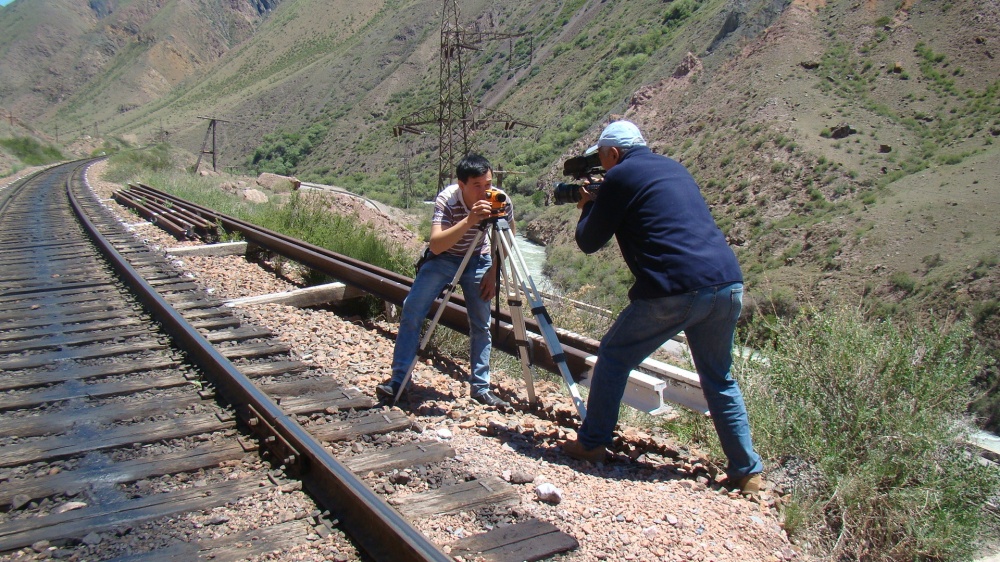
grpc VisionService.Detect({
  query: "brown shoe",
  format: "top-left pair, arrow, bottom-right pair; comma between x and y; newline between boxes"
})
562,439 -> 606,463
736,473 -> 763,494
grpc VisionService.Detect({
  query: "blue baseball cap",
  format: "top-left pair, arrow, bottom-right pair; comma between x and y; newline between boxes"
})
588,120 -> 646,153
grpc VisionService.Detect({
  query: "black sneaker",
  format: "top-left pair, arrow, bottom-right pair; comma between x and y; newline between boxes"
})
376,381 -> 401,400
472,391 -> 510,409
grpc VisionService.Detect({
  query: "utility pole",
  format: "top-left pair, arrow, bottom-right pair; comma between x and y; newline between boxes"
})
394,0 -> 534,196
493,164 -> 524,191
194,116 -> 231,173
398,150 -> 414,208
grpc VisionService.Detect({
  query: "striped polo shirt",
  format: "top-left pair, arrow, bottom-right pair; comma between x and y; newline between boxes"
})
432,183 -> 514,258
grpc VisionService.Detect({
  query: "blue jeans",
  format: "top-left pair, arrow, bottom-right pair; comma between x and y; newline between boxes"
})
390,252 -> 494,397
577,282 -> 763,479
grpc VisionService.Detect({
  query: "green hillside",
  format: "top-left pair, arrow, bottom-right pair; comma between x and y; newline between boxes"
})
1,0 -> 998,413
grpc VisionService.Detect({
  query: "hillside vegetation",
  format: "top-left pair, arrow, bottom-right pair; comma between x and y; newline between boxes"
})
4,0 -> 1000,557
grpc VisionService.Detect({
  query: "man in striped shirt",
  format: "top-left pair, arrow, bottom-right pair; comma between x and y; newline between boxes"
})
377,154 -> 513,409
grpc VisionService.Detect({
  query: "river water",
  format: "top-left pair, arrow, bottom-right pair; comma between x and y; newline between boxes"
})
512,233 -> 554,293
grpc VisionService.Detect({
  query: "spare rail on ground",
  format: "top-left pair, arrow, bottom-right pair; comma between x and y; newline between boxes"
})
113,184 -> 218,241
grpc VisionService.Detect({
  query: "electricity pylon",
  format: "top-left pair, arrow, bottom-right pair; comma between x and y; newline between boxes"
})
394,0 -> 534,195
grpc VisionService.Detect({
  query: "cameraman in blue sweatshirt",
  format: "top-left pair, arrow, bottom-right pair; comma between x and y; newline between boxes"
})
562,121 -> 763,494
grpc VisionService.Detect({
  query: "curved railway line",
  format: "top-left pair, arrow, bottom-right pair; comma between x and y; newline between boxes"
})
0,160 -> 796,562
0,161 -> 582,561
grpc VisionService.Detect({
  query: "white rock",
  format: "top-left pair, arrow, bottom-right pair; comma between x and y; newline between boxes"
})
534,483 -> 563,504
53,501 -> 88,514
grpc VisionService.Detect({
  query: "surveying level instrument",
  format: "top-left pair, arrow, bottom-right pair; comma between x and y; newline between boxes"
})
393,216 -> 587,420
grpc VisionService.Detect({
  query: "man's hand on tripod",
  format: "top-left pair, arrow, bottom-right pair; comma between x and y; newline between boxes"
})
479,265 -> 498,300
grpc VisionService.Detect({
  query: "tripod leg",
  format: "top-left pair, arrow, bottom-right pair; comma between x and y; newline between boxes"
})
506,293 -> 538,406
495,224 -> 587,420
392,227 -> 486,406
494,231 -> 537,407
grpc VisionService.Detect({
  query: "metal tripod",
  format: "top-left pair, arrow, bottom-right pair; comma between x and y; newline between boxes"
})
393,217 -> 587,420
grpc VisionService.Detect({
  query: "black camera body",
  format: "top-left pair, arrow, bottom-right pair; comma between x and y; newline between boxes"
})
553,151 -> 605,205
562,152 -> 603,178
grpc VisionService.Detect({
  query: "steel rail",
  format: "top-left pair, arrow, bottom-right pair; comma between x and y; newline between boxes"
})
124,183 -> 219,240
70,163 -> 451,562
126,184 -> 217,229
113,189 -> 193,239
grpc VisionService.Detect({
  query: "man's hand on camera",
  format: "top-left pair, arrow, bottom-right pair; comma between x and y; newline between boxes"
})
576,184 -> 596,210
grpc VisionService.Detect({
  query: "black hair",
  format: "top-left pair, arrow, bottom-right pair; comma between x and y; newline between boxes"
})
456,153 -> 492,183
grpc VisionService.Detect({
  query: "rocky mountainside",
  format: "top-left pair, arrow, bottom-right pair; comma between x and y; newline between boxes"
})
1,0 -> 804,181
0,0 -> 277,125
1,0 -> 999,394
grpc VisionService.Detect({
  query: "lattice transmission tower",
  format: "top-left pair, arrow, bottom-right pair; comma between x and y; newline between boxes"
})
394,0 -> 534,196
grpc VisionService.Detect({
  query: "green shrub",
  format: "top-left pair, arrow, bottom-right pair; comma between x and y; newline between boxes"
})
0,136 -> 64,166
921,253 -> 944,270
738,307 -> 997,560
890,271 -> 916,293
545,244 -> 632,303
972,300 -> 999,328
662,0 -> 698,26
104,144 -> 173,183
740,287 -> 800,343
936,152 -> 965,165
249,124 -> 328,176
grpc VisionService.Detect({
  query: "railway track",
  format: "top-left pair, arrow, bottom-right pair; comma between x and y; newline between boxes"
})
0,161 -> 578,561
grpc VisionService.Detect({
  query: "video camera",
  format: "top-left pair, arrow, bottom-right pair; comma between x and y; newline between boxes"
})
552,150 -> 605,205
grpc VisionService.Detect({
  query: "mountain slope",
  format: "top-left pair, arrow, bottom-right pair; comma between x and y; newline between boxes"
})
0,0 -> 277,130
4,0 -> 789,187
1,0 -> 998,366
